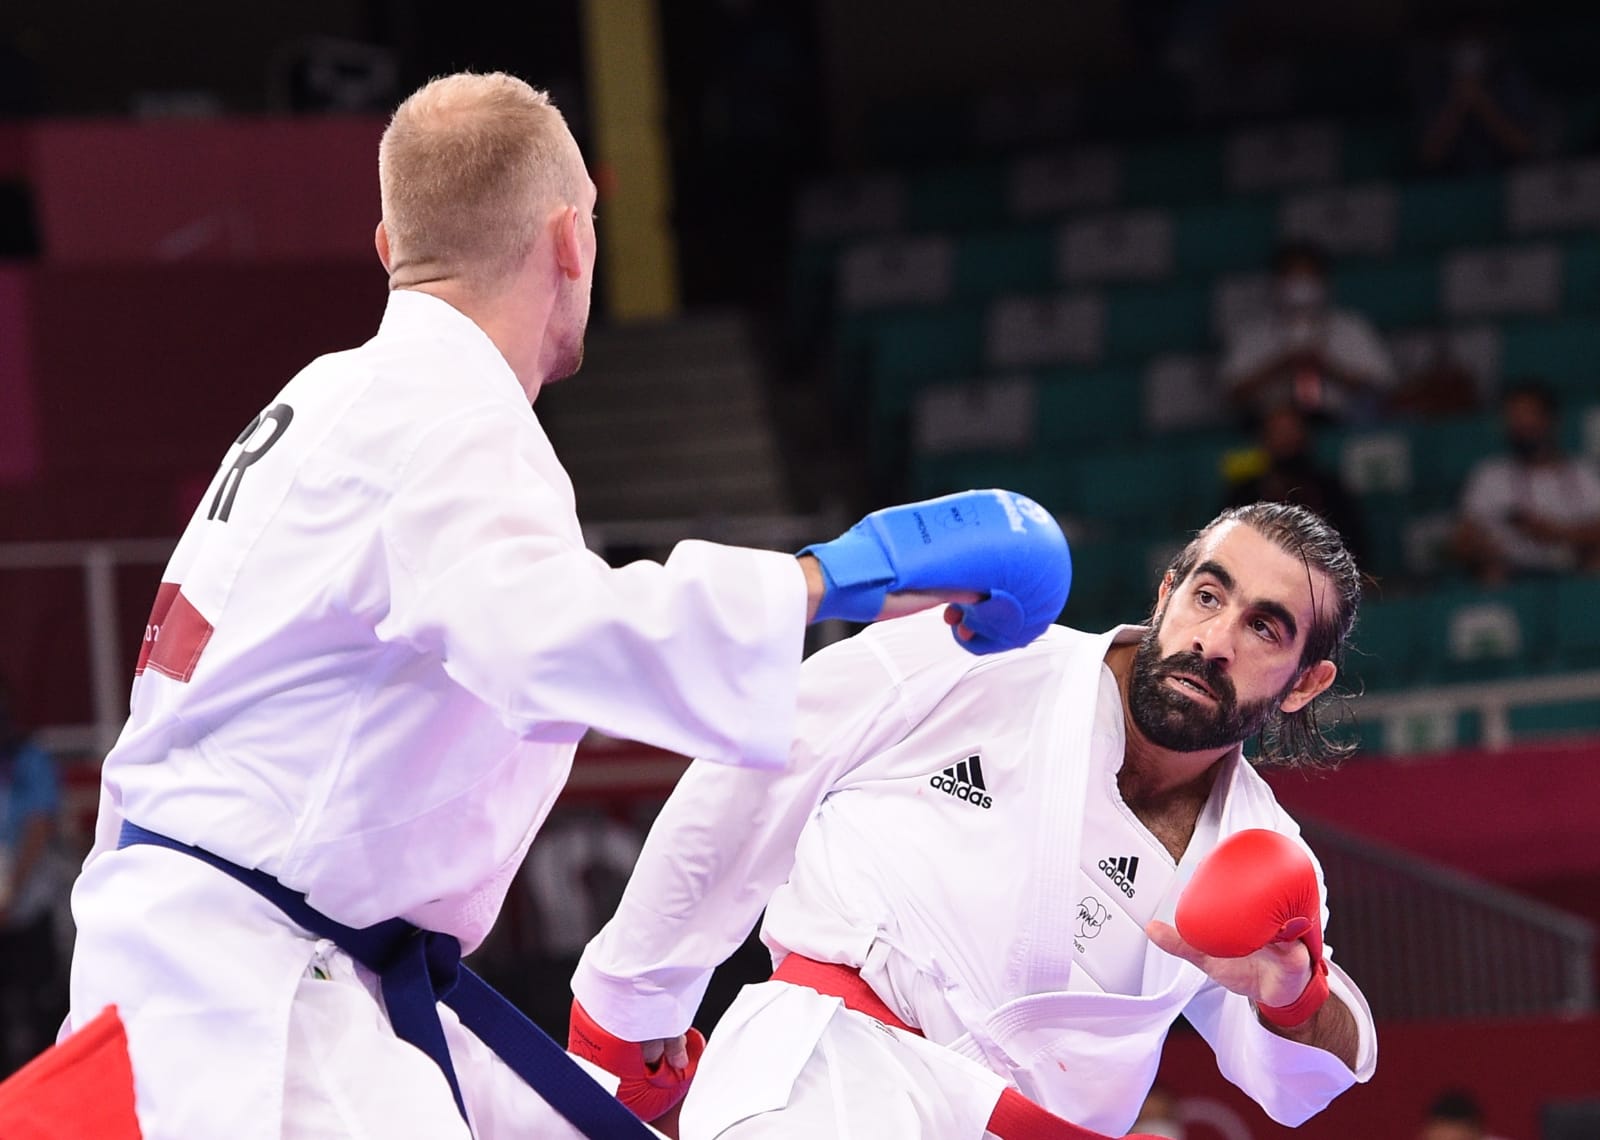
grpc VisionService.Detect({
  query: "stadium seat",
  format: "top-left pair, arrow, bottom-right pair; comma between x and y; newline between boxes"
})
1408,417 -> 1504,509
1553,576 -> 1600,670
1347,595 -> 1429,692
1104,280 -> 1211,358
907,165 -> 1009,229
1428,582 -> 1557,683
1124,136 -> 1226,207
1333,257 -> 1441,328
1176,200 -> 1278,276
1500,316 -> 1600,394
1280,183 -> 1399,259
1396,176 -> 1504,255
955,226 -> 1057,297
1034,367 -> 1144,449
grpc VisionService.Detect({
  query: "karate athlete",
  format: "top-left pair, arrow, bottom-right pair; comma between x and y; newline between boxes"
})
64,72 -> 1072,1140
574,501 -> 1378,1139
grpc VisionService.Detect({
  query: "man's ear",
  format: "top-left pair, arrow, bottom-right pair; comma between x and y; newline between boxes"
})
1280,659 -> 1336,714
553,206 -> 584,281
374,221 -> 392,274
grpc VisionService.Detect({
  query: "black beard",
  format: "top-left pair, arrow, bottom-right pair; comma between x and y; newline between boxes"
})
1128,619 -> 1285,753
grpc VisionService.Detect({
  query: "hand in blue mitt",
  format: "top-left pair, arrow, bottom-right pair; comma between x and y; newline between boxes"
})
801,489 -> 1072,654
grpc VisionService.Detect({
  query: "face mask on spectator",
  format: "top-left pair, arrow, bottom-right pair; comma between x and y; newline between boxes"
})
1507,432 -> 1545,461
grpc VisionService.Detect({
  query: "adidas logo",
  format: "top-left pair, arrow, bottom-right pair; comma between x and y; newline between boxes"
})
930,755 -> 993,809
1098,855 -> 1139,898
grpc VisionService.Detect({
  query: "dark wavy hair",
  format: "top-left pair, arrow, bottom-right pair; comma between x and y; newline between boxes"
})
1159,502 -> 1363,769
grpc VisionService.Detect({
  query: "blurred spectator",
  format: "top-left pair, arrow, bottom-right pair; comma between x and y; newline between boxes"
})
0,681 -> 65,1077
1225,406 -> 1369,567
1418,1087 -> 1510,1140
1132,1082 -> 1186,1139
1414,12 -> 1539,174
1453,382 -> 1600,584
1220,242 -> 1397,425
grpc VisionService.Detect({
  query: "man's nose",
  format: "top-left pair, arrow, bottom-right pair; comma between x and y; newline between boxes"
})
1192,617 -> 1236,667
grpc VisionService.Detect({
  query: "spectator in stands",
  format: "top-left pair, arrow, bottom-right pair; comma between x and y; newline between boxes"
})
1414,12 -> 1539,175
0,680 -> 65,1077
1417,1087 -> 1508,1140
1220,242 -> 1397,426
1453,382 -> 1600,584
1225,406 -> 1368,568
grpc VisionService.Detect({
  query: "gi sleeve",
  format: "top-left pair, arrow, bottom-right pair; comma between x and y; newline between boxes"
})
378,407 -> 807,769
1179,835 -> 1377,1126
570,621 -> 944,1041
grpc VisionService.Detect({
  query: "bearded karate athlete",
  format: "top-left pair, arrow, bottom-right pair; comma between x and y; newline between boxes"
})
573,502 -> 1376,1139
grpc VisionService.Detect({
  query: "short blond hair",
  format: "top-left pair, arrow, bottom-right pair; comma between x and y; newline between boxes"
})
379,72 -> 582,289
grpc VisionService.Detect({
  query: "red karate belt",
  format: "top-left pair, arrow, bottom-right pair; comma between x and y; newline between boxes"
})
0,1005 -> 143,1139
771,955 -> 1157,1140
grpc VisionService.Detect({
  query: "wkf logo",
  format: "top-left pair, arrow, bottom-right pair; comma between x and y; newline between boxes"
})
1076,898 -> 1109,939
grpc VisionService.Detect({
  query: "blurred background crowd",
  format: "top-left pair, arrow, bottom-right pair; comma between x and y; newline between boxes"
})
0,1 -> 1598,1136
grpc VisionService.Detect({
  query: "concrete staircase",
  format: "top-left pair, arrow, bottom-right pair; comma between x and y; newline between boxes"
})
537,312 -> 789,521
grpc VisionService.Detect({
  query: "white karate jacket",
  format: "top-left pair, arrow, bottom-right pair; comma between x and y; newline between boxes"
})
575,611 -> 1377,1136
69,288 -> 808,1139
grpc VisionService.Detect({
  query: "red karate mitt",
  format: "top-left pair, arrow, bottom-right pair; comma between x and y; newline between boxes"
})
568,998 -> 706,1122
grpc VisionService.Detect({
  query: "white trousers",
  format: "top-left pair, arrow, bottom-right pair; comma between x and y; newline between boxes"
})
679,982 -> 1007,1140
285,943 -> 653,1140
70,845 -> 640,1140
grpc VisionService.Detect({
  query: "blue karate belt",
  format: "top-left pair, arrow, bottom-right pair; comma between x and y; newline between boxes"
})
118,821 -> 656,1139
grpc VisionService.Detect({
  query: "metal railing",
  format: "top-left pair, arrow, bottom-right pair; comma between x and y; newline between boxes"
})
1304,818 -> 1596,1019
1353,672 -> 1600,753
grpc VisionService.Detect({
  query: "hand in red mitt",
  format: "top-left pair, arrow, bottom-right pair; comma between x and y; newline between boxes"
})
568,999 -> 706,1122
1146,828 -> 1330,1028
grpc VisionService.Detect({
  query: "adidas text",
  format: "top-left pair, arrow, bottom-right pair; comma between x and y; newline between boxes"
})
930,755 -> 992,810
1098,856 -> 1139,898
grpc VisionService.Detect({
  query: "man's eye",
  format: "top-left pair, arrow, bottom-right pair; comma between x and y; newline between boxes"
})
1252,618 -> 1279,642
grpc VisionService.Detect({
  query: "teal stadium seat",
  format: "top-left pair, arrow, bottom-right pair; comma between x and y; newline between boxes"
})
1407,416 -> 1503,510
1500,317 -> 1600,395
1395,177 -> 1505,255
1554,576 -> 1600,671
1347,595 -> 1429,692
1561,236 -> 1600,309
1103,281 -> 1211,359
1034,368 -> 1144,449
1124,137 -> 1226,207
866,307 -> 985,395
1426,582 -> 1557,683
1175,201 -> 1279,277
1332,258 -> 1441,329
908,165 -> 1010,229
1060,449 -> 1185,528
1059,536 -> 1160,631
954,227 -> 1057,298
1340,122 -> 1410,182
909,451 -> 1070,507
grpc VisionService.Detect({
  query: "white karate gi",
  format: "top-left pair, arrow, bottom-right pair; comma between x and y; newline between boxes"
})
68,289 -> 808,1140
575,611 -> 1377,1139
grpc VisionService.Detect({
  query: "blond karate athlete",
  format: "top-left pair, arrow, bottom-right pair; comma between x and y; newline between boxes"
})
575,503 -> 1378,1139
63,74 -> 1071,1140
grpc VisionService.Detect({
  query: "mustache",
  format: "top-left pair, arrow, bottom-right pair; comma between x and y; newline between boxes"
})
1153,650 -> 1236,706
